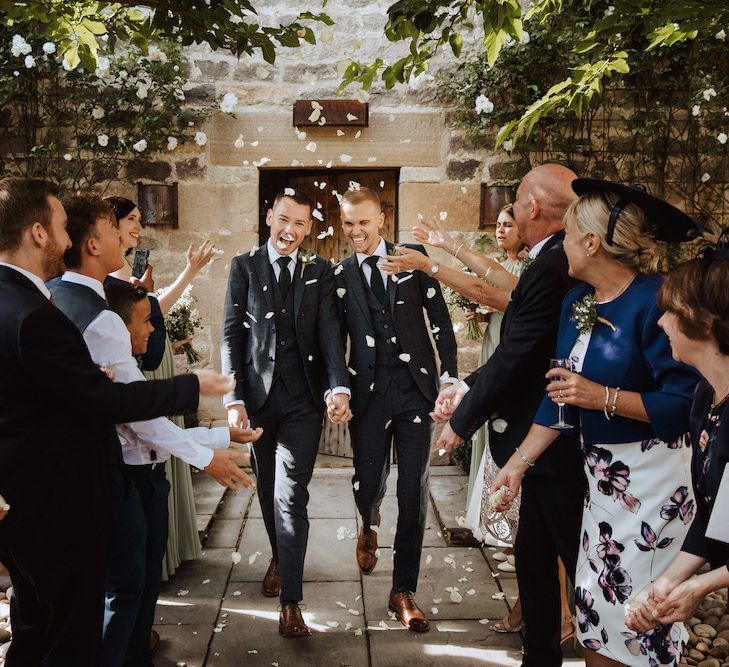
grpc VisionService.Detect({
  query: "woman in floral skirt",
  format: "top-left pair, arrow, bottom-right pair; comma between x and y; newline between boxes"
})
492,179 -> 699,666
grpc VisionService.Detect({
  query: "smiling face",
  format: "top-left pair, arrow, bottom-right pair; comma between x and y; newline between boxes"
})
266,196 -> 313,256
126,297 -> 154,355
340,199 -> 385,256
495,210 -> 522,253
117,206 -> 142,251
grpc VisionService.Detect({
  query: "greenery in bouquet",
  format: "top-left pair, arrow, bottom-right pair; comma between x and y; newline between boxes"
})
444,271 -> 483,341
162,285 -> 203,364
449,438 -> 472,474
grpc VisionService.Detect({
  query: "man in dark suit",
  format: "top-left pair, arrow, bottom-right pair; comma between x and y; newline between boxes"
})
0,177 -> 235,666
434,164 -> 585,666
335,187 -> 457,633
221,190 -> 351,638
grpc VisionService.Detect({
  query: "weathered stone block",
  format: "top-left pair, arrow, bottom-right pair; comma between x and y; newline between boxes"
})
488,158 -> 530,182
175,158 -> 206,180
447,158 -> 482,181
125,160 -> 172,182
399,183 -> 481,232
184,84 -> 216,104
193,59 -> 231,80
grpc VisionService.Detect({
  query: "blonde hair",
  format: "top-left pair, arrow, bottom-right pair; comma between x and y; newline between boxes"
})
565,192 -> 659,274
340,186 -> 382,210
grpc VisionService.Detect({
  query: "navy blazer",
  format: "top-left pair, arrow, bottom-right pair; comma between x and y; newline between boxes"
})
534,274 -> 699,445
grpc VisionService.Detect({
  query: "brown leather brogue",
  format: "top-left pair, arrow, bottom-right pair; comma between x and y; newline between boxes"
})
278,603 -> 312,638
261,559 -> 281,597
388,590 -> 430,633
356,512 -> 381,575
149,628 -> 160,655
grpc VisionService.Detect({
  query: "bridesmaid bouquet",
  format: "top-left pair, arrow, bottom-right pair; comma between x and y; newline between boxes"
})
163,285 -> 203,364
444,274 -> 483,340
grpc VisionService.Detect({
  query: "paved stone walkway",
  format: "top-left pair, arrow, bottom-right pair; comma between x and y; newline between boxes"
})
154,462 -> 586,666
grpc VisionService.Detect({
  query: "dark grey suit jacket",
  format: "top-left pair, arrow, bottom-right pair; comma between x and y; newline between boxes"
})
335,241 -> 458,419
221,245 -> 349,413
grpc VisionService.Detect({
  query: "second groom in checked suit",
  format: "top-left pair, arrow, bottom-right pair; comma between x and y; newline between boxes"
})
222,190 -> 351,638
335,187 -> 457,632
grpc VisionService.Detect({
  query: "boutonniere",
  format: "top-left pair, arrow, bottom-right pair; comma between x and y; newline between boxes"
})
521,256 -> 536,269
570,294 -> 616,335
299,249 -> 316,278
390,244 -> 403,257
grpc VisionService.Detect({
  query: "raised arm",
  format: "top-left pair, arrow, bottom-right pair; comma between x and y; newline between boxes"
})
158,240 -> 219,315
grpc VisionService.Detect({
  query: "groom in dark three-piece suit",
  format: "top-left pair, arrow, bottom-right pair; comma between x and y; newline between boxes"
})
0,178 -> 232,666
222,190 -> 350,637
335,187 -> 457,632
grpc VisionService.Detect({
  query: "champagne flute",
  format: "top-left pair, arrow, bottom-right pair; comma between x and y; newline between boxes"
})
550,358 -> 574,429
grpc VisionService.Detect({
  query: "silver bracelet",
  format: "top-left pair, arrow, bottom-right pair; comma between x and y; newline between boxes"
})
516,445 -> 535,468
453,242 -> 465,261
610,387 -> 620,418
603,385 -> 611,420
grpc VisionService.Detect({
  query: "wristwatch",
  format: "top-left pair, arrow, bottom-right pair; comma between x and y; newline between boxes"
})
428,263 -> 440,277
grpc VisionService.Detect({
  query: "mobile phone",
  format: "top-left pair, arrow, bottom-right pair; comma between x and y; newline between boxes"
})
132,249 -> 149,279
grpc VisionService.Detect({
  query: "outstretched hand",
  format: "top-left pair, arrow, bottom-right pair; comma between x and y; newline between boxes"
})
412,217 -> 455,252
186,240 -> 220,276
194,370 -> 236,397
380,246 -> 429,275
204,449 -> 256,493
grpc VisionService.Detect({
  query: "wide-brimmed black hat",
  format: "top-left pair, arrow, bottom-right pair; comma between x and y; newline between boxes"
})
571,178 -> 698,244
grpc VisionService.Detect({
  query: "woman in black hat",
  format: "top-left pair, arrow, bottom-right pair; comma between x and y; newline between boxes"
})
491,180 -> 699,666
626,240 -> 729,638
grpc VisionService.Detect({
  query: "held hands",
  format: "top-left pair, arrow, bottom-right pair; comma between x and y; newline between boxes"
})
434,422 -> 464,455
430,383 -> 467,423
194,370 -> 236,397
204,449 -> 256,493
131,264 -> 154,292
380,247 -> 429,275
546,368 -> 603,411
626,577 -> 703,632
326,393 -> 353,424
412,216 -> 455,252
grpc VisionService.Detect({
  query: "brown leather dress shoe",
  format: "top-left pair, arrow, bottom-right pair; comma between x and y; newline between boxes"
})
149,628 -> 160,655
356,512 -> 381,575
279,603 -> 312,638
262,559 -> 281,597
388,590 -> 430,632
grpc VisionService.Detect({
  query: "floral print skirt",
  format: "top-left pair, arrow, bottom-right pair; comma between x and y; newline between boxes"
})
575,436 -> 693,665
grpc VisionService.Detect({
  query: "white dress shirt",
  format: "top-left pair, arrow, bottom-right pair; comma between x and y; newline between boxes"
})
61,272 -> 228,469
0,261 -> 51,299
227,242 -> 350,409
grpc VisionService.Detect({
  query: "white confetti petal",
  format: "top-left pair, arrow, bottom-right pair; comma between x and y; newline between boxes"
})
413,415 -> 422,423
439,211 -> 448,221
450,590 -> 463,603
326,621 -> 339,628
353,480 -> 360,490
305,141 -> 317,152
431,607 -> 439,614
491,592 -> 506,600
336,129 -> 345,136
248,551 -> 262,565
438,448 -> 446,456
337,288 -> 347,298
366,335 -> 375,347
177,590 -> 189,597
265,312 -> 274,319
399,353 -> 411,362
354,628 -> 363,636
384,420 -> 391,430
284,187 -> 296,196
346,113 -> 358,121
312,209 -> 324,222
348,367 -> 357,375
232,590 -> 242,596
378,620 -> 389,629
420,368 -> 428,375
202,578 -> 211,584
340,153 -> 353,163
478,618 -> 489,625
467,589 -> 476,595
231,552 -> 241,564
348,608 -> 360,616
426,554 -> 433,565
426,287 -> 436,299
336,601 -> 347,608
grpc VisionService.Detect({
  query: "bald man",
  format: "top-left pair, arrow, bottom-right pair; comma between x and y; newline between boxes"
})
435,164 -> 584,666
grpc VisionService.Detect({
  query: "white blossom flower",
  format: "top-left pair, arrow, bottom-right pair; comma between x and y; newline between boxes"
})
229,14 -> 243,24
703,87 -> 717,101
132,139 -> 148,152
42,41 -> 56,55
24,55 -> 35,68
62,57 -> 74,71
63,153 -> 73,161
95,57 -> 111,78
718,132 -> 728,145
522,31 -> 530,44
604,5 -> 615,16
136,84 -> 149,100
475,94 -> 494,115
146,45 -> 168,63
502,139 -> 514,152
234,134 -> 244,149
173,89 -> 185,101
701,172 -> 711,183
716,29 -> 727,41
692,104 -> 701,117
219,92 -> 238,114
11,35 -> 32,57
194,131 -> 207,146
97,134 -> 109,147
91,106 -> 105,120
167,137 -> 178,151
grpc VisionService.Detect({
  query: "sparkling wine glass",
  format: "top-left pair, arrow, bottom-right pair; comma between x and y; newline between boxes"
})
550,358 -> 574,429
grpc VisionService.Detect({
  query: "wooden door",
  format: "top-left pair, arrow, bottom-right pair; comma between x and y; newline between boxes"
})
258,168 -> 399,457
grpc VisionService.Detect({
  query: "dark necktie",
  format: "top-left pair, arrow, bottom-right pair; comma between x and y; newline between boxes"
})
276,256 -> 291,298
364,255 -> 385,303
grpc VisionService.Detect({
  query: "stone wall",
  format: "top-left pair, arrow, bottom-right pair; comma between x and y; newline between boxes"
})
112,1 -> 511,421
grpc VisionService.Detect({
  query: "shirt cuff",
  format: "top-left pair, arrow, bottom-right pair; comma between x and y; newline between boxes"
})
211,426 -> 231,449
439,372 -> 458,386
190,446 -> 214,471
225,400 -> 245,409
458,380 -> 470,393
324,386 -> 351,400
